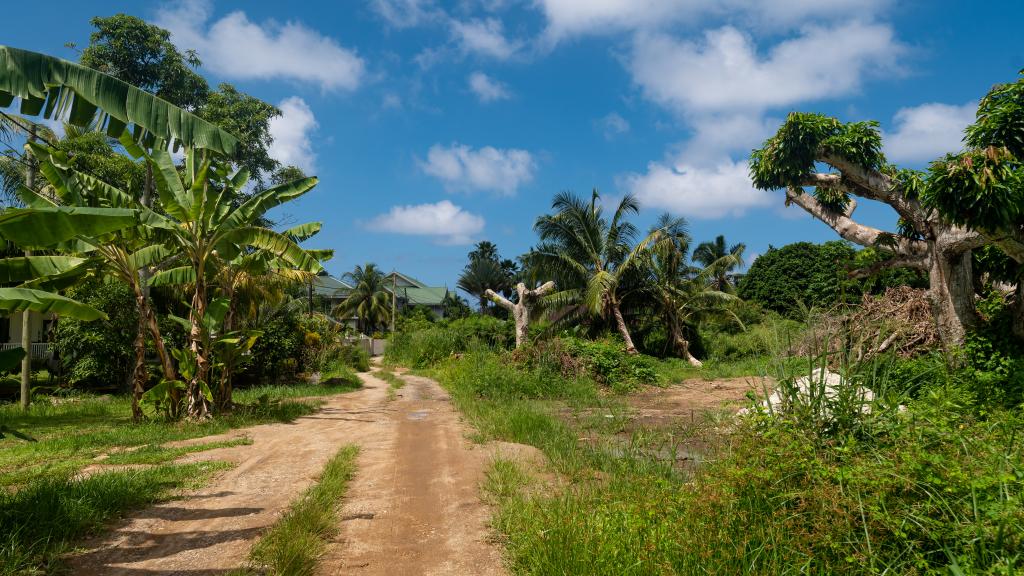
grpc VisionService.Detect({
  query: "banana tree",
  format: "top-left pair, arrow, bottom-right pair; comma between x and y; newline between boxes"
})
142,148 -> 323,418
209,222 -> 329,411
11,142 -> 183,419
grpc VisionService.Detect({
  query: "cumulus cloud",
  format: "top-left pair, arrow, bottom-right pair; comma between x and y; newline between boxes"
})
156,0 -> 365,91
623,158 -> 771,218
535,0 -> 890,41
883,101 -> 976,163
468,72 -> 511,102
420,143 -> 535,195
597,112 -> 631,139
450,18 -> 520,59
629,22 -> 902,115
268,97 -> 318,173
365,200 -> 485,244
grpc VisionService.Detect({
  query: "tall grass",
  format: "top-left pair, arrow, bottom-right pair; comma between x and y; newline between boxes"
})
0,462 -> 229,575
247,445 -> 359,575
400,329 -> 1024,574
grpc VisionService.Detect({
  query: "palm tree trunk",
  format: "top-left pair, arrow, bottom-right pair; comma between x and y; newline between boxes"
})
670,319 -> 702,367
610,300 -> 637,354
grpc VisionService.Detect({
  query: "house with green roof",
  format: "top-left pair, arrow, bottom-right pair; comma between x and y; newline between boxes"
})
309,270 -> 450,331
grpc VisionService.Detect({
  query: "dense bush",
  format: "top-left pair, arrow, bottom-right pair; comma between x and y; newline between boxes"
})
240,314 -> 303,384
53,282 -> 137,391
738,241 -> 926,318
560,337 -> 657,393
386,315 -> 513,368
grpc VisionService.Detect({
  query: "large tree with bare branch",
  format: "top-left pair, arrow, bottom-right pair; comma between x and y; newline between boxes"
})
750,113 -> 986,346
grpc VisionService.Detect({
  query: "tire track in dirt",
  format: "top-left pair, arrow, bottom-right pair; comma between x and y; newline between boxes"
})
65,367 -> 506,575
317,372 -> 506,575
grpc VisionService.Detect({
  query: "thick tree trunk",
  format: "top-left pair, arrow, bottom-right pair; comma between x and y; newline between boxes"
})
1013,282 -> 1024,341
486,282 -> 555,348
929,245 -> 979,348
187,272 -> 211,419
610,300 -> 637,354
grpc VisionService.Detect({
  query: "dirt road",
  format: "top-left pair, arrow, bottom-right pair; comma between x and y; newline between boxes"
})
67,369 -> 506,575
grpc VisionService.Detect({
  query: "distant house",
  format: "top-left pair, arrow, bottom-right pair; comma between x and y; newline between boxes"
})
310,270 -> 450,332
1,312 -> 55,360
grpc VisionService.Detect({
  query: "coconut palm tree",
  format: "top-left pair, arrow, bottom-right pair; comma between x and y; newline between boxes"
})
693,235 -> 746,292
638,215 -> 742,366
458,257 -> 507,314
524,190 -> 663,354
335,263 -> 391,334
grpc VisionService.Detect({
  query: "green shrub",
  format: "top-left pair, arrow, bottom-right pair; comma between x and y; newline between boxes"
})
561,337 -> 658,393
386,314 -> 513,368
53,282 -> 136,391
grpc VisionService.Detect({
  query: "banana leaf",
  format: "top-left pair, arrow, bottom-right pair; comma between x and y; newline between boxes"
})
0,46 -> 238,156
0,206 -> 137,247
219,227 -> 323,273
0,255 -> 86,283
0,287 -> 105,320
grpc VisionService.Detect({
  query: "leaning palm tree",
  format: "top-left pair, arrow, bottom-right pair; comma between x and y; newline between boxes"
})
334,263 -> 391,334
693,235 -> 746,292
458,257 -> 507,314
524,190 -> 662,354
639,215 -> 742,366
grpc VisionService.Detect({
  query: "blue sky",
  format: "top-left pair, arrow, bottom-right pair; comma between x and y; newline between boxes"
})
4,0 -> 1024,291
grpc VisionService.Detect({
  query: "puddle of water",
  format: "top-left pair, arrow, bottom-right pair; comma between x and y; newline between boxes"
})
407,410 -> 430,421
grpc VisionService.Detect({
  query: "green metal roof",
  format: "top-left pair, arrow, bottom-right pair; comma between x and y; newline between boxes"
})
311,275 -> 352,298
398,286 -> 449,306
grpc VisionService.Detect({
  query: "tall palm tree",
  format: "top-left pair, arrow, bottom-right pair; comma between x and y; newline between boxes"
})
458,256 -> 507,314
524,190 -> 662,354
693,235 -> 746,292
334,263 -> 391,334
638,215 -> 742,366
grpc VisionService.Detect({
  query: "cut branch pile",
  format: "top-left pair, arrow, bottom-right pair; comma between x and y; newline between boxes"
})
793,286 -> 938,362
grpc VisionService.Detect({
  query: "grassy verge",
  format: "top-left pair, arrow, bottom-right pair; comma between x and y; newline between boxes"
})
375,367 -> 405,401
0,379 -> 361,488
246,445 -> 359,575
0,379 -> 363,575
420,347 -> 1023,575
0,461 -> 229,575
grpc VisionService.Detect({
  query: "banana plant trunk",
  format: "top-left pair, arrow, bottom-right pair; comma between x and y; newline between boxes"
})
130,290 -> 149,422
187,270 -> 211,419
217,286 -> 237,413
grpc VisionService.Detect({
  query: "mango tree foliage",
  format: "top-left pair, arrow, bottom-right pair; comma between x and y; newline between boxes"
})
750,112 -> 986,346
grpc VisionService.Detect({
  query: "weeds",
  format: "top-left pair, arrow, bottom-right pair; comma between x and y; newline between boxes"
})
247,445 -> 359,575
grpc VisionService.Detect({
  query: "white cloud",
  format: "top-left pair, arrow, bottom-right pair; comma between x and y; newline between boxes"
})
450,18 -> 520,59
624,158 -> 771,218
628,22 -> 902,115
365,200 -> 485,244
420,143 -> 535,195
370,0 -> 439,28
597,112 -> 630,139
268,97 -> 318,173
156,0 -> 365,91
883,101 -> 976,163
468,72 -> 511,102
535,0 -> 890,41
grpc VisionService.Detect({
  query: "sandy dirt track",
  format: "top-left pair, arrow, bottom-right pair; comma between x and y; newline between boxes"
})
66,368 -> 507,575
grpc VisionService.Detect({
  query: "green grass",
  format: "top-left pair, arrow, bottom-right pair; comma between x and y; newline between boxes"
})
246,445 -> 359,575
102,437 -> 253,465
375,367 -> 405,401
0,461 -> 230,576
407,344 -> 1024,575
0,380 -> 363,575
0,380 -> 360,489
